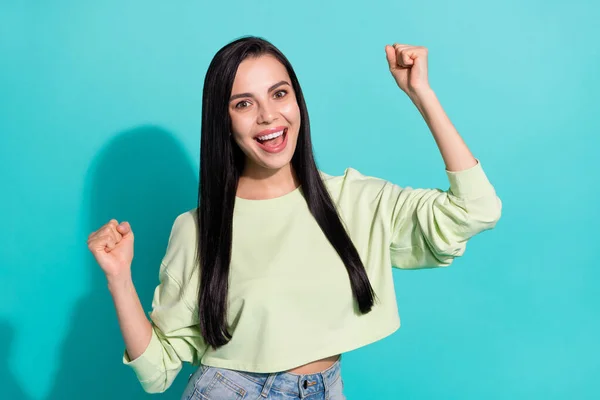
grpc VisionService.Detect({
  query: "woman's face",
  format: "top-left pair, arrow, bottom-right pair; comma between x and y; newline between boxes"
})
228,54 -> 301,173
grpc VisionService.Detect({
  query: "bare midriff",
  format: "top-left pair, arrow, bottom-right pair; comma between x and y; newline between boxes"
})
285,354 -> 341,375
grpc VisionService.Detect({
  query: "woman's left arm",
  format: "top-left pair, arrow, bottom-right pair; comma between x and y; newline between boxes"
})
365,43 -> 502,269
385,43 -> 477,172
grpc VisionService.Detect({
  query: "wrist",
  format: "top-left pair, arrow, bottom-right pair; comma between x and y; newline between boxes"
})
106,273 -> 134,293
409,86 -> 435,103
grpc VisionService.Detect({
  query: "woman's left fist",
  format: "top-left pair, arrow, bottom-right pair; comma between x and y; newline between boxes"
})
385,43 -> 430,97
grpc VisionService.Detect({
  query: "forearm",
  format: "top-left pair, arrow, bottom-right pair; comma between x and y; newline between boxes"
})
107,274 -> 153,361
410,88 -> 477,172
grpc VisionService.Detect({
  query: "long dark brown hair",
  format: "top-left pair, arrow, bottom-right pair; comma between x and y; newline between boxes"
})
197,36 -> 376,348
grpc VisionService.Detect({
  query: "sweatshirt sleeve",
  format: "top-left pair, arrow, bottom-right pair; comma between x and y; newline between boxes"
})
385,160 -> 502,268
122,211 -> 207,393
337,160 -> 502,269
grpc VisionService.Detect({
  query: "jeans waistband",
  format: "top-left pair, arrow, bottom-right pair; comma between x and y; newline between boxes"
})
233,359 -> 342,398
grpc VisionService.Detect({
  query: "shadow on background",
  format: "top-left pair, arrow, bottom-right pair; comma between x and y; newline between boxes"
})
0,321 -> 32,400
46,126 -> 199,399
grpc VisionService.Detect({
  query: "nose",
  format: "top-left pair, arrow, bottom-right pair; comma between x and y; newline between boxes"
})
257,103 -> 275,124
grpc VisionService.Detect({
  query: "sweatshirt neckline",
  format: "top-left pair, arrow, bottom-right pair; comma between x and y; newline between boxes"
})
234,185 -> 305,210
233,170 -> 331,210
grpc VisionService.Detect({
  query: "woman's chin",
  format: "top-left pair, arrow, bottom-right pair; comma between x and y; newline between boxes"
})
251,146 -> 295,169
258,158 -> 293,171
245,152 -> 293,172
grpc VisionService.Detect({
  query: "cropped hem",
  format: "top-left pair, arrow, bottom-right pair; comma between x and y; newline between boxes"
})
200,318 -> 401,373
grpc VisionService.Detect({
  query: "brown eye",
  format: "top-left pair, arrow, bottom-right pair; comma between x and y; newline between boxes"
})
274,90 -> 287,98
235,100 -> 250,109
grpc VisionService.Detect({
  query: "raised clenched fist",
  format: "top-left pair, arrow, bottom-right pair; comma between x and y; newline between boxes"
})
87,219 -> 134,279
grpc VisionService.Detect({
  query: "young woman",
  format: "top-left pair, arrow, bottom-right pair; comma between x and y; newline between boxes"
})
87,36 -> 501,399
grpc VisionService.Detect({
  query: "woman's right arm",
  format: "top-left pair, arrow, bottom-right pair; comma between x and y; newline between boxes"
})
88,219 -> 151,360
106,274 -> 153,362
88,213 -> 206,393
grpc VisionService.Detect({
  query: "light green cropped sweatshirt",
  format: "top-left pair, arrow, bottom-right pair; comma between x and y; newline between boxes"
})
123,160 -> 502,393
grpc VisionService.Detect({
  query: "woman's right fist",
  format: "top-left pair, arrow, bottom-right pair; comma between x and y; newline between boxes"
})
87,219 -> 134,279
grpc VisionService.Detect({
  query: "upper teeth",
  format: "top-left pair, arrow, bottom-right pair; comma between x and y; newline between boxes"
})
257,129 -> 284,141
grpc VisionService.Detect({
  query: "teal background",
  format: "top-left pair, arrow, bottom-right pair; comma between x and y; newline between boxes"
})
1,0 -> 599,399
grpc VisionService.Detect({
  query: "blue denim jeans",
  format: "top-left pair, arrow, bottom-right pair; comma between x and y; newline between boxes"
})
181,358 -> 346,399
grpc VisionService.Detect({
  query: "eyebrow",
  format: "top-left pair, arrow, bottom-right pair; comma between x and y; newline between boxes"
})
229,80 -> 291,102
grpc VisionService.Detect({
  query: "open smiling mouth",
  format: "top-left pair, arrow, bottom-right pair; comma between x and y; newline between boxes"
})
254,128 -> 288,153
